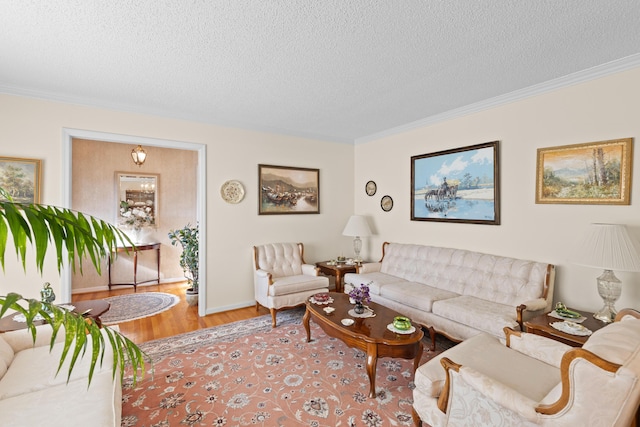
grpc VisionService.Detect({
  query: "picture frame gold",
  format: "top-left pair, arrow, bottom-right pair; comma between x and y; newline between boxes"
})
0,156 -> 42,203
535,138 -> 633,205
258,164 -> 320,214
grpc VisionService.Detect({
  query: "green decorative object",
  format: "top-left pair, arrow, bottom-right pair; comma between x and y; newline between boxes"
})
393,316 -> 412,331
168,223 -> 199,294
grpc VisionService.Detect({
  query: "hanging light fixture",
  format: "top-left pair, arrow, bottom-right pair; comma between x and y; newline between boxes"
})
131,145 -> 147,167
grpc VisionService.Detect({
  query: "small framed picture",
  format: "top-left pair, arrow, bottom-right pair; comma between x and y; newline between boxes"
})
258,164 -> 320,214
381,195 -> 393,212
0,156 -> 42,203
365,180 -> 377,196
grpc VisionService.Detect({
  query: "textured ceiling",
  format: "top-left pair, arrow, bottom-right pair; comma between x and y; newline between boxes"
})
1,1 -> 640,143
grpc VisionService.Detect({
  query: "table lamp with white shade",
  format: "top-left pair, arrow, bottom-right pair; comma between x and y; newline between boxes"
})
574,223 -> 640,323
342,215 -> 372,262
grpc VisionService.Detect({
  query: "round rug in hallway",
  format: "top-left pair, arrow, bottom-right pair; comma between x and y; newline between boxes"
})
100,292 -> 180,325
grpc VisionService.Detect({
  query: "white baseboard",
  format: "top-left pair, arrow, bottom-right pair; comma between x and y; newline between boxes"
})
71,277 -> 187,294
204,300 -> 256,315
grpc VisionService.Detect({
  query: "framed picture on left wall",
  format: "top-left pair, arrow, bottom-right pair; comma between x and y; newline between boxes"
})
0,156 -> 42,203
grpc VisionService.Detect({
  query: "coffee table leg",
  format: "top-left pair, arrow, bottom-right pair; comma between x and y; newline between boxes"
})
413,342 -> 424,372
366,343 -> 378,398
303,308 -> 312,342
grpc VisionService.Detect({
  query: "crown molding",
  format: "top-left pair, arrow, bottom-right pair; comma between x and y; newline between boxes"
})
355,54 -> 640,145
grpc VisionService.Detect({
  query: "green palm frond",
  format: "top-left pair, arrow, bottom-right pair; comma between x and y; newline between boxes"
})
0,187 -> 147,385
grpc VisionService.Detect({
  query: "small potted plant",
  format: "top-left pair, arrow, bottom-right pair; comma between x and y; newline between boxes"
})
168,223 -> 199,305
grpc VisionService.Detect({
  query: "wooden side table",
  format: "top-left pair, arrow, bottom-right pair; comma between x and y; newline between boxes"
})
315,261 -> 362,293
108,242 -> 161,292
524,309 -> 607,347
0,300 -> 111,332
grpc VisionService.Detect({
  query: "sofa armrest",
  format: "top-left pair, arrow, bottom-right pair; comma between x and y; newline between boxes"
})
504,328 -> 571,368
356,262 -> 381,274
442,361 -> 539,423
302,264 -> 319,276
516,299 -> 548,328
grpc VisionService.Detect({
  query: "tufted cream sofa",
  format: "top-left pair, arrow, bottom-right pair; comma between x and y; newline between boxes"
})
0,324 -> 121,427
344,242 -> 555,342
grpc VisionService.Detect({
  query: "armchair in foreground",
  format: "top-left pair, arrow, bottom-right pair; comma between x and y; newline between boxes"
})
413,309 -> 640,426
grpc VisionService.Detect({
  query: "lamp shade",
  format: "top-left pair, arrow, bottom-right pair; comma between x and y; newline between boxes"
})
574,223 -> 640,272
342,215 -> 372,237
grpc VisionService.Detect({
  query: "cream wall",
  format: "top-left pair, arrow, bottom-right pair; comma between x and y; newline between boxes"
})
0,94 -> 355,313
354,66 -> 640,314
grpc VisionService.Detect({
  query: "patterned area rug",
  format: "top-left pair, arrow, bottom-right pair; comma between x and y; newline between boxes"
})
101,292 -> 180,325
121,309 -> 454,426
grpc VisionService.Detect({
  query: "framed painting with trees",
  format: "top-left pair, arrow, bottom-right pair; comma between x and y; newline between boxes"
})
0,157 -> 42,203
535,138 -> 632,205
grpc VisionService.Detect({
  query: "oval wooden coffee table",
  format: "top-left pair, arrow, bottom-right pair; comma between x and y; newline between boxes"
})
303,292 -> 424,398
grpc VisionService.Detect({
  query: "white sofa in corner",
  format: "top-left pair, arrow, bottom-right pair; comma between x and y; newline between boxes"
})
0,324 -> 122,427
344,242 -> 555,342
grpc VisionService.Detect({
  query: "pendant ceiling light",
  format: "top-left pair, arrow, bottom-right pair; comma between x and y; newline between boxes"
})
131,145 -> 147,167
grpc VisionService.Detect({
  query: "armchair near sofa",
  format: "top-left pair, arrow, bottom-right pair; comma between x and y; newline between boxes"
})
253,242 -> 329,327
413,309 -> 640,427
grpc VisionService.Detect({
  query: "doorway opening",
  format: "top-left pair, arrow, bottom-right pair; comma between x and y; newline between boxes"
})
61,129 -> 207,316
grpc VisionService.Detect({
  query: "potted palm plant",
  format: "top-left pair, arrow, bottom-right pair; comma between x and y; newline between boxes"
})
168,223 -> 199,306
0,187 -> 146,385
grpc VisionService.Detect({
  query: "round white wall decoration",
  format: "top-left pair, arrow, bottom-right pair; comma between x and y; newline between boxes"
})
220,180 -> 245,204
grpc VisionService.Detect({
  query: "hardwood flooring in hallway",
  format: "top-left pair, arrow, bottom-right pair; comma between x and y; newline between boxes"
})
72,282 -> 270,344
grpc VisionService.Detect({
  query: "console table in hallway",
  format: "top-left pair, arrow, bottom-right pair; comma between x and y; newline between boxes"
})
108,242 -> 161,292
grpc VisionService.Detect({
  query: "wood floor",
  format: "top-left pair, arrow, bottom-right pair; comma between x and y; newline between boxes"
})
72,281 -> 271,344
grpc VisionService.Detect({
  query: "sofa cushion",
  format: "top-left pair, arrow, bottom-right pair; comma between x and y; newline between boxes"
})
344,272 -> 408,295
0,336 -> 113,399
378,243 -> 549,306
0,335 -> 14,370
0,367 -> 121,427
432,295 -> 518,338
379,282 -> 458,313
268,275 -> 328,296
415,333 -> 560,402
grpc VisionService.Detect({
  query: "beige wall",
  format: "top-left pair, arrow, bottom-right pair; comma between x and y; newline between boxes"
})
0,94 -> 355,313
3,65 -> 640,316
355,66 -> 640,313
71,139 -> 197,291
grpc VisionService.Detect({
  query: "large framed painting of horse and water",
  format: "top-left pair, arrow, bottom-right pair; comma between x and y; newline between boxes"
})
258,164 -> 320,215
411,141 -> 500,225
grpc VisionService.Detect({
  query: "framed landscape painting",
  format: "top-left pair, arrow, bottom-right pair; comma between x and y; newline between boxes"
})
536,138 -> 632,205
411,141 -> 500,225
0,156 -> 42,203
258,164 -> 320,214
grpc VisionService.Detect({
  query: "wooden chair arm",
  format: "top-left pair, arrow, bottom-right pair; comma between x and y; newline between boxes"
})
437,357 -> 462,413
536,348 -> 621,415
616,309 -> 640,321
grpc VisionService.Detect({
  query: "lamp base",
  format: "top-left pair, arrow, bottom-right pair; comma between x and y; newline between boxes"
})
593,306 -> 617,323
353,236 -> 362,262
593,269 -> 622,323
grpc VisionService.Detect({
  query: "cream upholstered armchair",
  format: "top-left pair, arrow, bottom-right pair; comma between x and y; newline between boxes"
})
253,242 -> 329,327
413,309 -> 640,427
